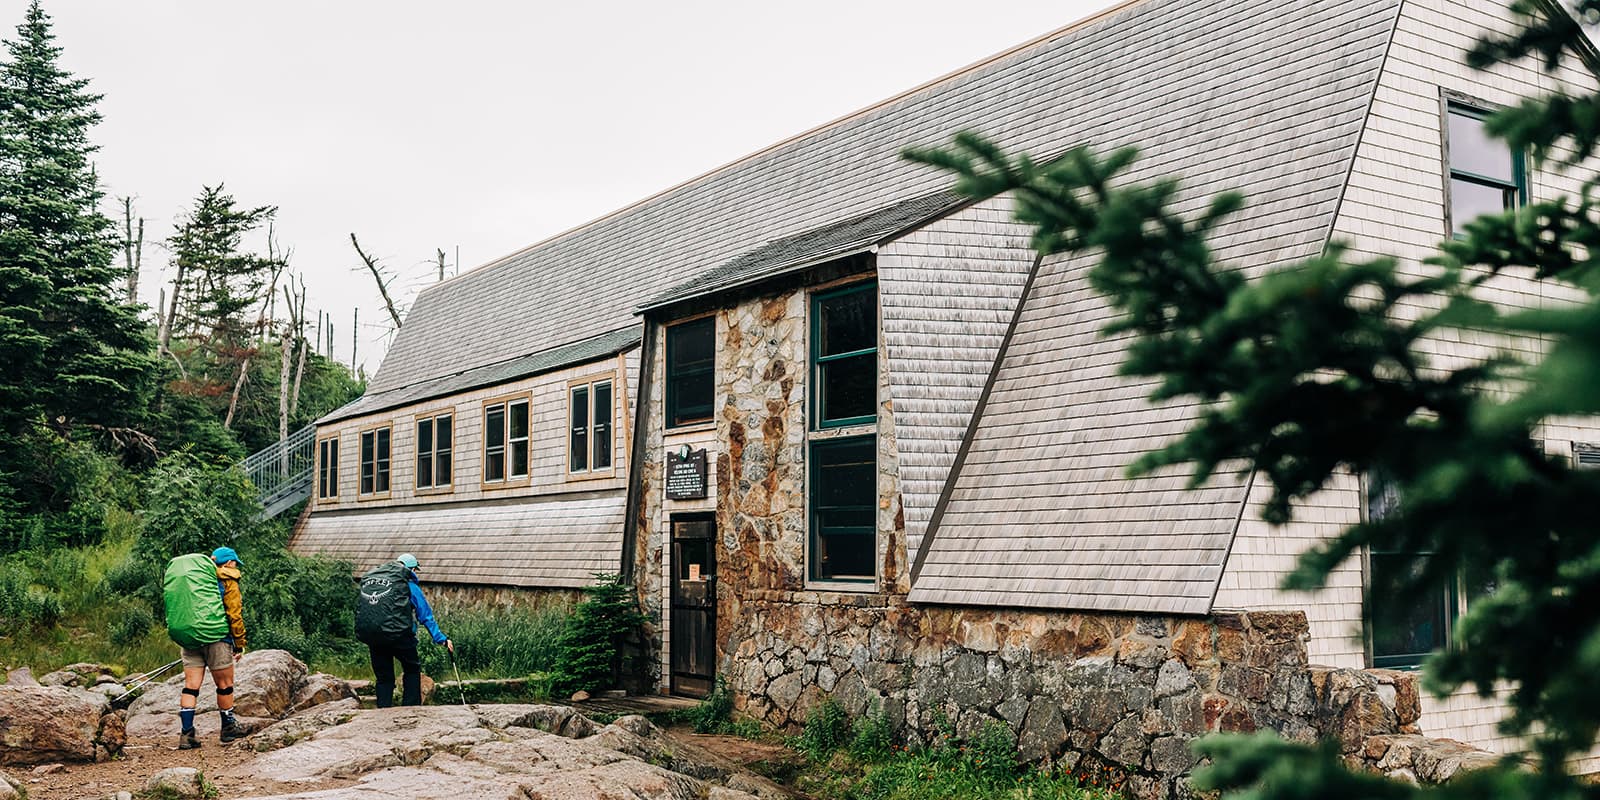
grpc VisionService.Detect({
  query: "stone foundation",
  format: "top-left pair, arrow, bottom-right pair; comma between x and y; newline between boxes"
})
726,599 -> 1470,798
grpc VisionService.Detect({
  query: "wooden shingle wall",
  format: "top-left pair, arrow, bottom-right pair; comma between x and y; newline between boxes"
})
293,352 -> 637,588
878,194 -> 1036,557
1214,0 -> 1600,760
909,0 -> 1401,613
290,494 -> 625,589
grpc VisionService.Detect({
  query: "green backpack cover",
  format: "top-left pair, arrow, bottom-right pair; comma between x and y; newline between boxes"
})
163,553 -> 229,649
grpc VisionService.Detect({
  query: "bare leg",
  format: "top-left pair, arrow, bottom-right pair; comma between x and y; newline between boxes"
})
180,665 -> 204,712
211,666 -> 235,712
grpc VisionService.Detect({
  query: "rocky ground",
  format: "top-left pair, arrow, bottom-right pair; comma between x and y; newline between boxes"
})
1,650 -> 795,799
5,703 -> 793,799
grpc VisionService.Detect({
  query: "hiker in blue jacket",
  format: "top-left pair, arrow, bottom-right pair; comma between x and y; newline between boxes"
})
368,553 -> 452,707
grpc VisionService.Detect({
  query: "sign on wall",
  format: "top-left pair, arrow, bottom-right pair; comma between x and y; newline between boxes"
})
666,445 -> 709,500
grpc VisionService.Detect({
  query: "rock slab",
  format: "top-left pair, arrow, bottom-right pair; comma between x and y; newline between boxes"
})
0,685 -> 121,765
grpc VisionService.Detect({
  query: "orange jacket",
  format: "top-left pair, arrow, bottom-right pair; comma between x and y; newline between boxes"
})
217,564 -> 247,651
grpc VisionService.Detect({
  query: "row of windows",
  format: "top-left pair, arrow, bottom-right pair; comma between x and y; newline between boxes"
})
317,378 -> 615,500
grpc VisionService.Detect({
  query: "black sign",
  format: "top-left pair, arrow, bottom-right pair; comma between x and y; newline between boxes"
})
666,447 -> 709,500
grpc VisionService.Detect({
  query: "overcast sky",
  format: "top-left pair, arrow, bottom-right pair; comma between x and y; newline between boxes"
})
5,0 -> 1117,375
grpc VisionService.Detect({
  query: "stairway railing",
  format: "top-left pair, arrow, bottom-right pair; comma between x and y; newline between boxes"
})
242,423 -> 317,518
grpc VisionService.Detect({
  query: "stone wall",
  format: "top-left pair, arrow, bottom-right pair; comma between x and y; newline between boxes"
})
730,601 -> 1440,797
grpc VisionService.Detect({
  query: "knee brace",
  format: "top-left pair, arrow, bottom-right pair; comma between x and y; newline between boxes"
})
215,686 -> 234,696
182,687 -> 201,697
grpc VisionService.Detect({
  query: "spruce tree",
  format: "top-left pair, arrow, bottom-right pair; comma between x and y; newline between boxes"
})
911,2 -> 1600,798
0,1 -> 155,522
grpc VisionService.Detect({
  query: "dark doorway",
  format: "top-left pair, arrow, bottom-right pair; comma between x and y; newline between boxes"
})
670,514 -> 717,697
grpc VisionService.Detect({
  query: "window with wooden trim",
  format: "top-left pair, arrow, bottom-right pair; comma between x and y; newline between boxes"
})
812,282 -> 878,428
317,438 -> 339,499
666,317 -> 715,428
415,413 -> 453,489
483,399 -> 529,483
1446,103 -> 1526,237
359,427 -> 390,495
808,435 -> 876,582
569,379 -> 613,474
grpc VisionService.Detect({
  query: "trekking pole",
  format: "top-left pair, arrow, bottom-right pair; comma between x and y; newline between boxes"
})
112,659 -> 182,705
449,646 -> 467,707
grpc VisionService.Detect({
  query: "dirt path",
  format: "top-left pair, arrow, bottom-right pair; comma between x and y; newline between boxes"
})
17,735 -> 355,799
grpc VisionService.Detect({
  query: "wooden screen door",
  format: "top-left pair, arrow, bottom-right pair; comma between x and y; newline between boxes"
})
670,514 -> 716,697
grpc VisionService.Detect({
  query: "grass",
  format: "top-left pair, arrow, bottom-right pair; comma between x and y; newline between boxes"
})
672,694 -> 1127,800
0,526 -> 176,679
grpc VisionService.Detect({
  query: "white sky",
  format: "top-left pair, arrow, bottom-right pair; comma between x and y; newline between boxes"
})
6,0 -> 1117,375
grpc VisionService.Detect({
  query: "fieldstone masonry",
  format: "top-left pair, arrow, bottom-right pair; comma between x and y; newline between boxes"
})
638,280 -> 1500,799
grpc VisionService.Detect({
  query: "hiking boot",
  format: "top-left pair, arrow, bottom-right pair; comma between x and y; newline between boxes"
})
219,717 -> 245,743
178,728 -> 200,750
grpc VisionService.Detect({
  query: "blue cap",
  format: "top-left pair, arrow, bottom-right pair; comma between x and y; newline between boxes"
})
212,546 -> 241,566
397,553 -> 419,570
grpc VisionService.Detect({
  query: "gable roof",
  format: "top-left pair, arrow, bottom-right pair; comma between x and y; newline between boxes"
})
639,190 -> 968,314
367,0 -> 1171,396
906,0 -> 1403,614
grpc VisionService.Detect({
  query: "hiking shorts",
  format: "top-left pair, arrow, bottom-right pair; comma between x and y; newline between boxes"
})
180,641 -> 234,670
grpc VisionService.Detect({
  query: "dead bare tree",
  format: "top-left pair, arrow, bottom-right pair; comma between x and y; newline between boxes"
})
350,233 -> 404,331
278,282 -> 296,442
120,197 -> 144,305
223,228 -> 287,431
437,248 -> 447,282
290,276 -> 308,417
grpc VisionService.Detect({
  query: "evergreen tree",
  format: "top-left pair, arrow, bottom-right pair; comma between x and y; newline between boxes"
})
0,1 -> 155,527
912,3 -> 1600,798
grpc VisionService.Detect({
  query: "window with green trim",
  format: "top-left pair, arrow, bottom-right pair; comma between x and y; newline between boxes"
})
809,435 -> 876,582
811,282 -> 877,428
1446,103 -> 1526,237
666,317 -> 715,428
1366,472 -> 1492,668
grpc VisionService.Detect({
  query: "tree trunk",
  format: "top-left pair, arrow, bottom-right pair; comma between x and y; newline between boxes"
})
350,233 -> 403,330
278,285 -> 294,443
290,282 -> 308,417
224,357 -> 249,430
158,267 -> 184,355
122,198 -> 143,305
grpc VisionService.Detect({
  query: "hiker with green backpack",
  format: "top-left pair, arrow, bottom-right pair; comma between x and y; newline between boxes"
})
161,547 -> 249,749
355,553 -> 452,707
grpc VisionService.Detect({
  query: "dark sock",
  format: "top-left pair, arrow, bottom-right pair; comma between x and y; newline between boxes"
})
220,708 -> 235,724
179,708 -> 195,732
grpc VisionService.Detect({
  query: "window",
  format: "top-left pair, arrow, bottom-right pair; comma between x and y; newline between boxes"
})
1366,472 -> 1491,668
570,379 -> 614,473
812,282 -> 878,428
809,435 -> 876,582
317,438 -> 339,500
666,317 -> 715,428
415,413 -> 453,489
483,399 -> 529,484
1446,103 -> 1526,237
359,427 -> 390,496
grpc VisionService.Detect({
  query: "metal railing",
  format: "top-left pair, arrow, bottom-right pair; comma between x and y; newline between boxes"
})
242,423 -> 317,519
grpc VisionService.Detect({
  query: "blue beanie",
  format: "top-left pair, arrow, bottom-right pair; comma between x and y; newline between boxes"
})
212,546 -> 241,566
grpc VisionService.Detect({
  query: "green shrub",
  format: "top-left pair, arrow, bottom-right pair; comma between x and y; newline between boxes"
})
966,721 -> 1021,784
110,604 -> 156,647
0,562 -> 62,630
419,603 -> 569,679
682,677 -> 736,734
849,704 -> 896,763
137,453 -> 259,563
552,574 -> 646,695
798,696 -> 852,759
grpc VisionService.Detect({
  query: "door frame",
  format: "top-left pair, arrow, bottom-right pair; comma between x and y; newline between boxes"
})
669,512 -> 717,697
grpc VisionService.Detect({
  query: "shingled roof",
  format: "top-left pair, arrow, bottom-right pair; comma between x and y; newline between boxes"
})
638,190 -> 968,314
367,0 -> 1158,396
906,0 -> 1404,613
